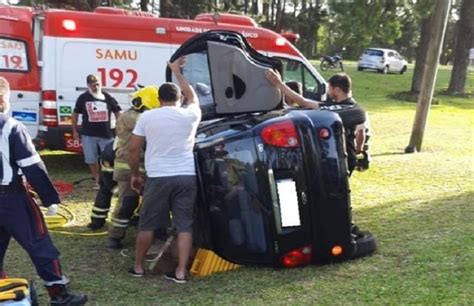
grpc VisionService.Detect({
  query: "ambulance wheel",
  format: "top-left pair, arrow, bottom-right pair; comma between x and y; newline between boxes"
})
353,233 -> 377,259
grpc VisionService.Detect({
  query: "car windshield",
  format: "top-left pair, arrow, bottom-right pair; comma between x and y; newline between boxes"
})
364,49 -> 384,57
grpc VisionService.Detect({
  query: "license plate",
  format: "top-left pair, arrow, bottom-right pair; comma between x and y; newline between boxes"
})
276,179 -> 301,227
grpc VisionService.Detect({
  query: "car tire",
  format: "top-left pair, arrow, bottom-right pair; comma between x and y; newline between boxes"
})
357,67 -> 363,71
320,60 -> 330,71
352,233 -> 377,259
381,65 -> 389,74
400,66 -> 407,74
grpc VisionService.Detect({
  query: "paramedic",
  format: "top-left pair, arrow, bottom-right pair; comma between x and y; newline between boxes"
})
0,76 -> 88,305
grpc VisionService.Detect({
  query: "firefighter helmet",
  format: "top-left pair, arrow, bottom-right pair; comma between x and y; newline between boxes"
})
131,85 -> 160,111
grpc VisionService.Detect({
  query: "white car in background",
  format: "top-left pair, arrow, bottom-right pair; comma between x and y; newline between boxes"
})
357,48 -> 408,74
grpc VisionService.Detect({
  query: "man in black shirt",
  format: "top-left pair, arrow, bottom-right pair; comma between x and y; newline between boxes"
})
72,75 -> 121,187
265,71 -> 366,175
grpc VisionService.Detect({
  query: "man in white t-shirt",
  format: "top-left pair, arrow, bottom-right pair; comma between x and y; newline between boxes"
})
127,57 -> 201,283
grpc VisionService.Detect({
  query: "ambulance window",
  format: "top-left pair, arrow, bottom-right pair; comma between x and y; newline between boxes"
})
274,57 -> 320,101
178,52 -> 214,111
0,38 -> 29,72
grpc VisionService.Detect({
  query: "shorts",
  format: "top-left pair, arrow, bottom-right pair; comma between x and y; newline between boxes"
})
81,135 -> 112,164
138,176 -> 197,233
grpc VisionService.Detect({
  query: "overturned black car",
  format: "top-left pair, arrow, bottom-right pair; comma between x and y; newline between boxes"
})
166,30 -> 376,268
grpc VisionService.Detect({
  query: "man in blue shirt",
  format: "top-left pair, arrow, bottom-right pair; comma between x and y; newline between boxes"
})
0,76 -> 87,305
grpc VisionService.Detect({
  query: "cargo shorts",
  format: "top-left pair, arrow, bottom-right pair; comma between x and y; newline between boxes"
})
138,175 -> 197,233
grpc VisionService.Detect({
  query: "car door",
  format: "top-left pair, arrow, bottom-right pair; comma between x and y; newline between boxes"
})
166,30 -> 282,120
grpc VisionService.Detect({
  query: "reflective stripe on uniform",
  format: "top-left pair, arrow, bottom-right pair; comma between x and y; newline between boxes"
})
111,217 -> 129,227
91,212 -> 107,219
92,207 -> 110,213
0,118 -> 15,185
17,154 -> 42,167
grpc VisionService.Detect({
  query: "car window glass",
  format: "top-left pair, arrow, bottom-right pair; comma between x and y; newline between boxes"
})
275,57 -> 320,100
0,37 -> 29,72
177,52 -> 215,111
388,52 -> 394,57
365,49 -> 383,57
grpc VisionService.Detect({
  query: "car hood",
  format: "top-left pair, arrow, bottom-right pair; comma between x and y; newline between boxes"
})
166,30 -> 283,120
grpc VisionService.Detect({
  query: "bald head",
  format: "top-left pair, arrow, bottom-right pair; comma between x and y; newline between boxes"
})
0,76 -> 11,114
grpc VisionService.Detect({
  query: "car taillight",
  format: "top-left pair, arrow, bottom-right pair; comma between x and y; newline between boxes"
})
261,120 -> 300,148
281,245 -> 312,268
318,127 -> 330,139
41,90 -> 58,127
380,58 -> 385,64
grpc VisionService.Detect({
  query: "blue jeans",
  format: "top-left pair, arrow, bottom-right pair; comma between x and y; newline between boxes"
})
81,135 -> 111,164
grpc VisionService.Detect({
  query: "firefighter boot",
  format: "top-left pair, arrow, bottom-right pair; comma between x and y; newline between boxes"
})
46,284 -> 88,306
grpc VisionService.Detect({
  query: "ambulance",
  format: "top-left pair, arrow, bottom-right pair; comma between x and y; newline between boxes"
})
0,5 -> 326,152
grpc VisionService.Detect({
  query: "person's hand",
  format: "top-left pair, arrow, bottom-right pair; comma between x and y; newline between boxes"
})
168,57 -> 186,74
130,174 -> 145,195
72,130 -> 79,141
46,204 -> 59,216
265,69 -> 282,86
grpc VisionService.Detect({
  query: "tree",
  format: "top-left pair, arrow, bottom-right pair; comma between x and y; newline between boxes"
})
447,0 -> 474,94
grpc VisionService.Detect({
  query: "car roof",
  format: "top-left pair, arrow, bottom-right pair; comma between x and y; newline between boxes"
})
365,48 -> 398,53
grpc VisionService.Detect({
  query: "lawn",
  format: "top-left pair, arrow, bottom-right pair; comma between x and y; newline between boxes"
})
5,63 -> 474,305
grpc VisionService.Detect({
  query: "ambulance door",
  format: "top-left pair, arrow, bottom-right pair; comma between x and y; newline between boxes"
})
0,9 -> 40,138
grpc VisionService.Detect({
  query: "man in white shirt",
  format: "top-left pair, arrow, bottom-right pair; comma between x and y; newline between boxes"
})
127,57 -> 201,283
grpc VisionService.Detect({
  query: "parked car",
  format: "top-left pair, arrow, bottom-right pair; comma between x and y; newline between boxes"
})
357,48 -> 407,74
167,30 -> 377,268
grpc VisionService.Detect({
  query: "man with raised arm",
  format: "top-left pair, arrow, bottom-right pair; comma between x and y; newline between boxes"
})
127,57 -> 201,283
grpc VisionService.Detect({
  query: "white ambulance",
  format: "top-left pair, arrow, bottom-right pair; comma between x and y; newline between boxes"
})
0,6 -> 327,152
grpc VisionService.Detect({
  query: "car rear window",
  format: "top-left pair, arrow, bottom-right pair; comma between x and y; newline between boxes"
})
364,49 -> 384,57
0,37 -> 29,72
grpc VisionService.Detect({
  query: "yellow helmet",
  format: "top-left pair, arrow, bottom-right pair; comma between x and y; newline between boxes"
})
131,86 -> 160,111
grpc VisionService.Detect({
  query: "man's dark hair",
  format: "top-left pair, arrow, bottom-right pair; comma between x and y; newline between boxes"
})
285,81 -> 303,95
328,73 -> 351,94
158,83 -> 181,103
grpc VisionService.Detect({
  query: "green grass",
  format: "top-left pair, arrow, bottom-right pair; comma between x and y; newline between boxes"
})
5,63 -> 474,305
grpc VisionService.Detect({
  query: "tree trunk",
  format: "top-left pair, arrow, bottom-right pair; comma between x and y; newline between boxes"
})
406,0 -> 451,153
140,0 -> 149,11
447,0 -> 474,94
159,0 -> 173,17
410,15 -> 432,93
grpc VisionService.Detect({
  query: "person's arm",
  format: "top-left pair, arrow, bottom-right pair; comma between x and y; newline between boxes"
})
71,112 -> 79,140
11,122 -> 60,208
265,69 -> 321,109
128,134 -> 145,194
355,124 -> 366,154
168,57 -> 198,106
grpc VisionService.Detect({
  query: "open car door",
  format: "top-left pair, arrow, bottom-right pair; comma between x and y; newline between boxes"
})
166,30 -> 282,120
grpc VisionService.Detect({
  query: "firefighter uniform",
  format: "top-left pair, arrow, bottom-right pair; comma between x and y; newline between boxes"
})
0,113 -> 87,305
87,139 -> 116,229
107,86 -> 160,249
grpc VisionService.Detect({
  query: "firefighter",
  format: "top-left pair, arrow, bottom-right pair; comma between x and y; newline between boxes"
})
87,139 -> 116,230
0,76 -> 88,305
106,86 -> 161,249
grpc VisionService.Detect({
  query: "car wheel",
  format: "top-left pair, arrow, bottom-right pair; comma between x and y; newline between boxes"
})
352,233 -> 377,259
320,60 -> 329,71
381,65 -> 389,74
400,66 -> 407,74
357,67 -> 363,71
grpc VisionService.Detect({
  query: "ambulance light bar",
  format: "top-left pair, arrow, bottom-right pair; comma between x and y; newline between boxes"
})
62,19 -> 76,31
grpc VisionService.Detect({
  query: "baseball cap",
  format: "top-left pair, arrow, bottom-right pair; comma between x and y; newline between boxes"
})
86,74 -> 100,84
